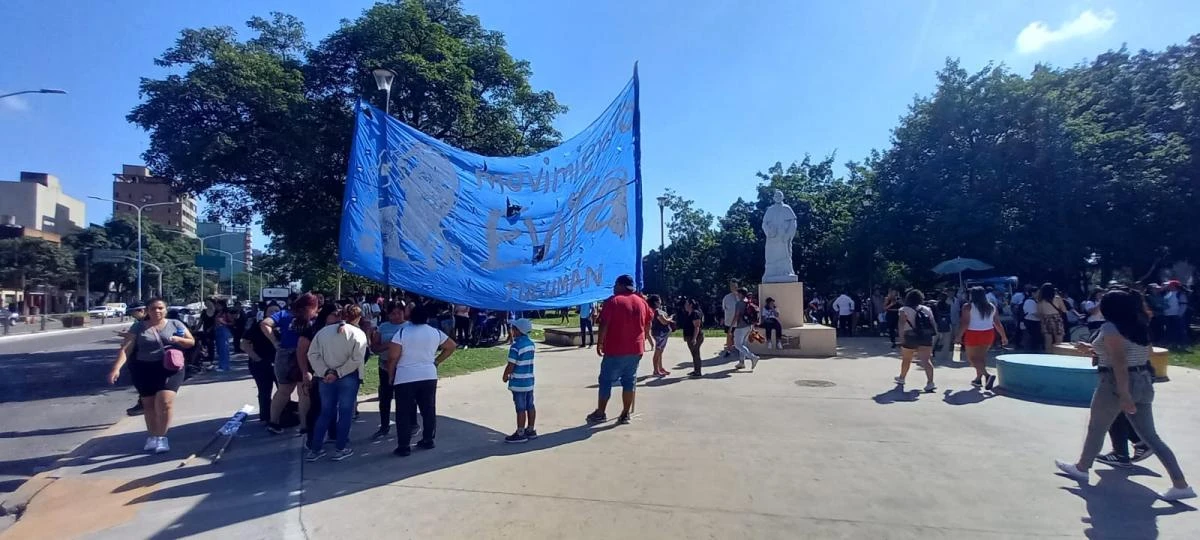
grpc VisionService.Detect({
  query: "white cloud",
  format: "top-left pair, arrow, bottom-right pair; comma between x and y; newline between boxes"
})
1015,9 -> 1116,54
0,95 -> 30,112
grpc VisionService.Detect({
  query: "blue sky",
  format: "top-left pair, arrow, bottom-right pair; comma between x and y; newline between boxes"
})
2,0 -> 1197,253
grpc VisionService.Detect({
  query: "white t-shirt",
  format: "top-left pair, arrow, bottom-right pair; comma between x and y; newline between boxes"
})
722,293 -> 740,326
986,292 -> 999,306
1022,298 -> 1040,321
1011,292 -> 1026,307
899,305 -> 936,333
390,323 -> 448,385
832,294 -> 855,316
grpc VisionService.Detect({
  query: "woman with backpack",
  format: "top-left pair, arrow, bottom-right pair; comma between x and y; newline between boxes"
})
1037,283 -> 1068,352
647,295 -> 675,377
895,289 -> 937,392
107,298 -> 195,454
1055,289 -> 1195,501
732,288 -> 761,371
957,286 -> 1009,390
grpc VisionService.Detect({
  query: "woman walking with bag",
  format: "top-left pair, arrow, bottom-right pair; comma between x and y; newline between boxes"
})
107,298 -> 195,453
895,289 -> 937,392
1055,289 -> 1195,501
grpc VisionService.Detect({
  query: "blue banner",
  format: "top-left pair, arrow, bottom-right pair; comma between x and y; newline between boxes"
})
339,73 -> 642,310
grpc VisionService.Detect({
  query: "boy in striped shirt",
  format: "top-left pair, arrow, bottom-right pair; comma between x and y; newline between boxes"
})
502,319 -> 537,443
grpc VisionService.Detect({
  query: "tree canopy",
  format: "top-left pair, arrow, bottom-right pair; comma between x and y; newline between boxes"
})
649,37 -> 1200,302
128,0 -> 566,274
127,0 -> 1198,303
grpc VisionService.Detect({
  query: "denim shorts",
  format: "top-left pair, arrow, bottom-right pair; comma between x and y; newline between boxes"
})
512,390 -> 535,412
598,354 -> 641,400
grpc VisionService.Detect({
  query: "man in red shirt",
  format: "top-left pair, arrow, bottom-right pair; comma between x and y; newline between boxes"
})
587,275 -> 653,425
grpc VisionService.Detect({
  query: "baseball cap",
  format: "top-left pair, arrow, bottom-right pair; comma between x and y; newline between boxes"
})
510,318 -> 534,335
615,274 -> 636,292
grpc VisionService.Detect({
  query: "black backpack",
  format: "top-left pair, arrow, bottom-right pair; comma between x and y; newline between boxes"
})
911,307 -> 935,339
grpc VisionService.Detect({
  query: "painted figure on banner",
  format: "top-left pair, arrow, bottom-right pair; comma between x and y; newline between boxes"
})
380,142 -> 461,270
762,189 -> 798,283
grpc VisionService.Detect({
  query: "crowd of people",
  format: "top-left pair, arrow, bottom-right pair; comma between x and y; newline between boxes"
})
102,272 -> 1195,501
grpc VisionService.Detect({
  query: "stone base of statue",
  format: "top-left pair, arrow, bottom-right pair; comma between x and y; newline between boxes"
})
752,281 -> 837,357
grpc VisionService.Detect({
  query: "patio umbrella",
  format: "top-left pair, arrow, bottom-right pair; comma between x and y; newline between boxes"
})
932,257 -> 994,289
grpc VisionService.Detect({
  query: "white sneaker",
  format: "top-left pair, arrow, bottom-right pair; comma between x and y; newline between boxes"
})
1161,486 -> 1197,501
1055,459 -> 1089,482
750,357 -> 759,371
893,376 -> 905,385
923,382 -> 937,393
154,437 -> 170,454
767,342 -> 775,350
143,436 -> 159,451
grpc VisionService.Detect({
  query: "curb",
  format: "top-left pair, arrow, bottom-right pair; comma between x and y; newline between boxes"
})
0,323 -> 128,343
0,414 -> 137,520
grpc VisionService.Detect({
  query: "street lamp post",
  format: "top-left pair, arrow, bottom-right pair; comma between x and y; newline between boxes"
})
372,68 -> 396,117
164,229 -> 244,303
372,67 -> 397,299
206,248 -> 247,300
90,196 -> 177,301
656,195 -> 669,294
0,88 -> 67,100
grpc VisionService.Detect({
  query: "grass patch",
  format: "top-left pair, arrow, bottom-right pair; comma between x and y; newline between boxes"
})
531,314 -> 579,328
359,346 -> 509,395
1169,349 -> 1200,369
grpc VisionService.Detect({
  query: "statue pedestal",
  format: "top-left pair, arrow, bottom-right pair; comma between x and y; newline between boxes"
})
758,281 -> 806,327
756,281 -> 837,357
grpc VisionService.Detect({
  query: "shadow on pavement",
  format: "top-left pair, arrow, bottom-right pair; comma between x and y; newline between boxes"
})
0,347 -> 127,403
0,423 -> 111,439
991,388 -> 1090,409
32,409 -> 604,539
1061,468 -> 1196,539
872,385 -> 921,404
941,388 -> 997,406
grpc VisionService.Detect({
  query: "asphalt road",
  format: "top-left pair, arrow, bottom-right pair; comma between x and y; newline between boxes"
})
0,325 -> 139,501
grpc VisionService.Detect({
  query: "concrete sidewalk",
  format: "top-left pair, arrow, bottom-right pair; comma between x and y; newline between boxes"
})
6,338 -> 1200,539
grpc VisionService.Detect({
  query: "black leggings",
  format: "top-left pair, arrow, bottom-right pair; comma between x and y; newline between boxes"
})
393,379 -> 437,447
454,316 -> 471,343
1109,412 -> 1143,458
686,334 -> 705,373
378,367 -> 417,431
762,319 -> 783,342
248,359 -> 275,421
580,317 -> 595,346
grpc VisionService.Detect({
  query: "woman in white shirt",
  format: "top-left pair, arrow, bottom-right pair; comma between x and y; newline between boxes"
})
387,304 -> 458,457
895,289 -> 937,392
958,286 -> 1010,390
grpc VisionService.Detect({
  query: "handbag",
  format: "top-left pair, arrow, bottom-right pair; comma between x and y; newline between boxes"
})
153,323 -> 186,371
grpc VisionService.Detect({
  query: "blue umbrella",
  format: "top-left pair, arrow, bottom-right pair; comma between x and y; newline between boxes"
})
932,257 -> 994,275
933,257 -> 994,290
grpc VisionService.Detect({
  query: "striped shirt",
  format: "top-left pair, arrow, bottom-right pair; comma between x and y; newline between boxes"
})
507,335 -> 535,392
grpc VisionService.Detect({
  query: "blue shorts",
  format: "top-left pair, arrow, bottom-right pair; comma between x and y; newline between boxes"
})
598,354 -> 642,400
512,390 -> 535,412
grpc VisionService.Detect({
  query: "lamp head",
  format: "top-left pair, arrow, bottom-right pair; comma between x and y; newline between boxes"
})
371,68 -> 395,92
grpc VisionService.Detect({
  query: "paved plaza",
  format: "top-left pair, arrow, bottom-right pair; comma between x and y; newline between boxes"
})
4,337 -> 1199,539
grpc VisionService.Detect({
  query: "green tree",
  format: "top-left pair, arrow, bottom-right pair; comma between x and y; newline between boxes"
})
0,238 -> 78,308
128,1 -> 566,265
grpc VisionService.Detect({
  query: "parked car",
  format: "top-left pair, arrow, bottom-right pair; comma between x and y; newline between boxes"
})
88,306 -> 119,318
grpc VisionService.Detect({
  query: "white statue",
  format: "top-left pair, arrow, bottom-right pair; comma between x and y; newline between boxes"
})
762,189 -> 798,283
